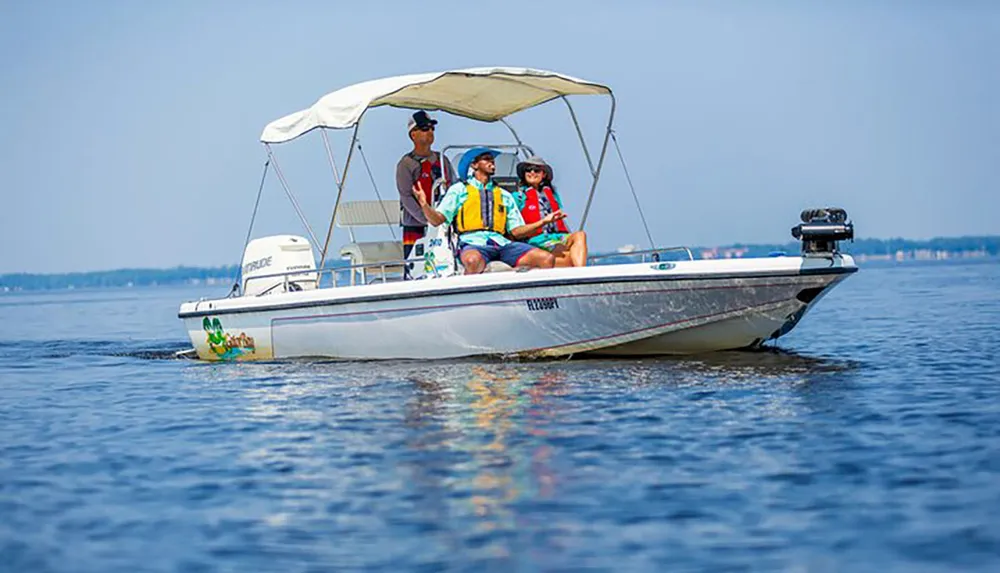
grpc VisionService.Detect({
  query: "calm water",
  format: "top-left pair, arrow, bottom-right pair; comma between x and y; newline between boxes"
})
1,260 -> 998,572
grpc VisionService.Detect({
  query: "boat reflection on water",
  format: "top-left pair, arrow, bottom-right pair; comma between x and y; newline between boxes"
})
403,364 -> 568,539
395,351 -> 864,551
185,348 -> 864,562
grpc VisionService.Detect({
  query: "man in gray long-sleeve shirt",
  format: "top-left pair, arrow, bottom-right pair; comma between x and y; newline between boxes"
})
395,111 -> 454,276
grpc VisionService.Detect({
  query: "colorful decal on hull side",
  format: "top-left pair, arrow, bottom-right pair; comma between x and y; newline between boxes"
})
203,317 -> 256,360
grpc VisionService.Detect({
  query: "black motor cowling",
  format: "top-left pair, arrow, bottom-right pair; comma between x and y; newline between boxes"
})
791,208 -> 854,255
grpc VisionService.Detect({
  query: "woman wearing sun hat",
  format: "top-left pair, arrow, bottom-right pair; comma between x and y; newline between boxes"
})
512,156 -> 588,267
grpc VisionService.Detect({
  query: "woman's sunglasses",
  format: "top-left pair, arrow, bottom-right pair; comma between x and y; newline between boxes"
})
525,167 -> 545,174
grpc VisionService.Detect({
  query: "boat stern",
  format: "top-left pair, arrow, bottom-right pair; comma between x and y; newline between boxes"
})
179,301 -> 273,361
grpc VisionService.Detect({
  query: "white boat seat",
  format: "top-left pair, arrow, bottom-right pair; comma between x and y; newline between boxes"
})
335,200 -> 406,284
339,241 -> 405,284
339,241 -> 403,263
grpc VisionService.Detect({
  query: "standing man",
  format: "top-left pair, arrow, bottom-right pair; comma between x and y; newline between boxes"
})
412,147 -> 558,274
395,111 -> 454,275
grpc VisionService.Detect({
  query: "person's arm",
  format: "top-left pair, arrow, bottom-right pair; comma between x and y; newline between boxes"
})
414,182 -> 461,227
510,210 -> 566,239
413,187 -> 445,226
396,158 -> 426,223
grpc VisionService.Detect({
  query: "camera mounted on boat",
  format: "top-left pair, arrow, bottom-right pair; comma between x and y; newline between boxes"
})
791,208 -> 854,255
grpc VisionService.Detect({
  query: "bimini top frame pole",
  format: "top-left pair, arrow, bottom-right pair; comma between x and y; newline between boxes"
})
316,123 -> 360,270
578,93 -> 616,231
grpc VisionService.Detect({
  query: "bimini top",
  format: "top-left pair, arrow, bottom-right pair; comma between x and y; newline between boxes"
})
260,67 -> 612,144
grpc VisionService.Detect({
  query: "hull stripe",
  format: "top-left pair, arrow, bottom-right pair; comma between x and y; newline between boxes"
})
179,267 -> 855,319
272,281 -> 810,323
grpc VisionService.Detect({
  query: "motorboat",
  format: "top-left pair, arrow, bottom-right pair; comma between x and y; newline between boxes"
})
178,67 -> 857,361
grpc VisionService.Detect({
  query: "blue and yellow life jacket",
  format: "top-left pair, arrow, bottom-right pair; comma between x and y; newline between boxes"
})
456,183 -> 507,234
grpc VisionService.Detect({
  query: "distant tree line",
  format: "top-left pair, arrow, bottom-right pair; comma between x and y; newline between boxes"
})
712,236 -> 999,259
2,236 -> 997,291
846,236 -> 999,256
0,265 -> 239,291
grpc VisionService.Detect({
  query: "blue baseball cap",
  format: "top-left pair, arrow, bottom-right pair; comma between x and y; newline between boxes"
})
457,147 -> 501,181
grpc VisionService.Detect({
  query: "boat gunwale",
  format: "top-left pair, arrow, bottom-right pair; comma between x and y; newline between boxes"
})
178,265 -> 856,319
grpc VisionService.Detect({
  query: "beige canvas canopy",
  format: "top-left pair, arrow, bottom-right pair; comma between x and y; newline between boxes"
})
260,67 -> 613,144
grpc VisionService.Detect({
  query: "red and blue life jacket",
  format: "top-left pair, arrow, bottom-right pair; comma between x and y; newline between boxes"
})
519,185 -> 569,236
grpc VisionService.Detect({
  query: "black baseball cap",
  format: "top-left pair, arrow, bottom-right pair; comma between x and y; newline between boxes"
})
407,110 -> 438,132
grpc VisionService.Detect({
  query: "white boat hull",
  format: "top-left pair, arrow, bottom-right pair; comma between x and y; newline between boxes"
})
179,255 -> 856,361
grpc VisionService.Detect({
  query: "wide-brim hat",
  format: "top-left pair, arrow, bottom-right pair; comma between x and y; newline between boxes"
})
516,155 -> 554,183
457,147 -> 501,180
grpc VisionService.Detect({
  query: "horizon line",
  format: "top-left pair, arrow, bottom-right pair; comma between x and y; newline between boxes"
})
2,234 -> 998,277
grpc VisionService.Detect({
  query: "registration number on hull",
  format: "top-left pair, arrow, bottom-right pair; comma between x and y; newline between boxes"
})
526,297 -> 560,311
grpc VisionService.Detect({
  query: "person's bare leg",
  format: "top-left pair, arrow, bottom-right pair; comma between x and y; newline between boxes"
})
515,248 -> 555,269
550,244 -> 574,268
568,231 -> 588,267
460,249 -> 487,274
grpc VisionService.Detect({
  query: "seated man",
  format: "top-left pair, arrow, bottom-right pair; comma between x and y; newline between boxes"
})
513,156 -> 588,267
411,147 -> 560,273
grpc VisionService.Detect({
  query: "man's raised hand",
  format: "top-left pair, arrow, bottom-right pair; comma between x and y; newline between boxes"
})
412,182 -> 427,206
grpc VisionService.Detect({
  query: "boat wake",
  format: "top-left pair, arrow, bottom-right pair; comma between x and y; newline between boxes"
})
0,339 -> 194,361
672,346 -> 862,374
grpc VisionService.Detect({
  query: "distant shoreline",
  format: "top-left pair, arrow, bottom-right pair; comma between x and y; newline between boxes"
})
2,236 -> 997,292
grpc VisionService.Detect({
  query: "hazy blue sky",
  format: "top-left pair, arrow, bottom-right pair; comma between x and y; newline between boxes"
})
1,0 -> 997,273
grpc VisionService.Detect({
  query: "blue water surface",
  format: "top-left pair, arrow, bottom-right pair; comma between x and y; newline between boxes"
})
1,260 -> 998,572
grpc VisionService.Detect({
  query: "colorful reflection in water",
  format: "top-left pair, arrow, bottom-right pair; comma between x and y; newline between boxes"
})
403,364 -> 567,540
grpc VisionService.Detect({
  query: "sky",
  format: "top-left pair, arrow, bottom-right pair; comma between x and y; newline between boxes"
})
1,0 -> 997,273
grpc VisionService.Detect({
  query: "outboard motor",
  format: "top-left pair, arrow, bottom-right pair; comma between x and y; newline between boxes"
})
791,208 -> 854,255
241,235 -> 318,296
